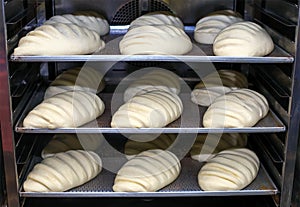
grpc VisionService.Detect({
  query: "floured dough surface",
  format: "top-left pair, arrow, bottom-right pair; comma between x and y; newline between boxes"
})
190,133 -> 247,162
119,25 -> 192,55
203,88 -> 269,128
213,21 -> 274,56
24,150 -> 102,192
23,91 -> 105,129
191,70 -> 248,106
14,23 -> 105,55
44,67 -> 105,99
113,149 -> 181,192
129,11 -> 184,29
45,11 -> 109,35
124,68 -> 181,102
41,134 -> 103,158
111,90 -> 183,128
124,134 -> 176,159
194,11 -> 243,44
198,148 -> 260,191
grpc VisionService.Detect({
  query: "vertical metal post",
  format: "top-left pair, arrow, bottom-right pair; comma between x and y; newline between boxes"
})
280,1 -> 300,206
0,0 -> 20,207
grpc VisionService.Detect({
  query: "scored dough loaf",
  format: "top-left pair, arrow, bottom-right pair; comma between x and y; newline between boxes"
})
111,90 -> 183,128
203,88 -> 269,128
213,21 -> 274,56
198,148 -> 260,191
124,68 -> 181,102
190,133 -> 248,162
194,10 -> 243,44
44,11 -> 109,35
41,134 -> 103,158
14,23 -> 105,55
129,11 -> 184,29
23,91 -> 105,129
119,25 -> 192,55
44,67 -> 105,99
124,134 -> 176,159
191,70 -> 248,106
23,150 -> 102,192
113,149 -> 181,192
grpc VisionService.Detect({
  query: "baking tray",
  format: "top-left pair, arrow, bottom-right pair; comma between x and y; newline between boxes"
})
15,86 -> 286,134
10,26 -> 294,63
19,156 -> 278,198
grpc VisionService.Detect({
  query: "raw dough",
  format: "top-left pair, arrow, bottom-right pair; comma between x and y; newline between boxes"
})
124,68 -> 181,102
111,90 -> 183,128
14,23 -> 105,55
213,21 -> 274,56
124,134 -> 176,159
119,25 -> 192,55
45,11 -> 109,35
203,88 -> 269,128
41,134 -> 103,158
190,133 -> 247,162
23,91 -> 105,128
198,148 -> 260,191
129,11 -> 184,29
44,66 -> 105,99
191,70 -> 248,106
113,149 -> 181,192
23,150 -> 102,192
194,10 -> 243,44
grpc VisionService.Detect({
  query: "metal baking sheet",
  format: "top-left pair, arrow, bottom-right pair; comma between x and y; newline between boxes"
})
10,26 -> 294,63
15,88 -> 286,134
19,157 -> 278,198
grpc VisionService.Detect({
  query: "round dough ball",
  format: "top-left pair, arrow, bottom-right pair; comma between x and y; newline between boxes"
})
213,21 -> 274,56
119,25 -> 192,55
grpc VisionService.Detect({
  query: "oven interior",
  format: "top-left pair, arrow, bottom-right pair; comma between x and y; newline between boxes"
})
1,0 -> 300,207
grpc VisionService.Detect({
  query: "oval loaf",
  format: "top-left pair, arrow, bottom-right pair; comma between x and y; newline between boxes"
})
24,150 -> 102,192
198,148 -> 260,191
23,91 -> 105,129
113,149 -> 181,192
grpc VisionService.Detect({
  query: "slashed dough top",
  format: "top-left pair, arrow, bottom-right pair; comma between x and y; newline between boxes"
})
213,21 -> 274,56
14,23 -> 105,55
129,11 -> 184,29
119,25 -> 192,55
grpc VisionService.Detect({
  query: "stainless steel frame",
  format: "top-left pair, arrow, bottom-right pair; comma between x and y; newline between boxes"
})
1,0 -> 300,207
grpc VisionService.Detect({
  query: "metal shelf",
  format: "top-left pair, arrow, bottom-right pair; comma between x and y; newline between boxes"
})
10,26 -> 294,63
19,157 -> 278,198
15,87 -> 286,134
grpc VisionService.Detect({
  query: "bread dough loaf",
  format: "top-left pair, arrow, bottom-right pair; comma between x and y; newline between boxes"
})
14,23 -> 105,55
113,149 -> 181,192
194,11 -> 243,44
190,133 -> 247,162
213,21 -> 274,56
129,11 -> 184,29
203,88 -> 269,128
24,150 -> 102,192
41,134 -> 103,158
124,68 -> 181,102
198,148 -> 260,191
191,70 -> 248,106
23,91 -> 105,128
124,134 -> 176,159
111,90 -> 183,128
44,11 -> 109,35
119,25 -> 192,55
44,67 -> 105,99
